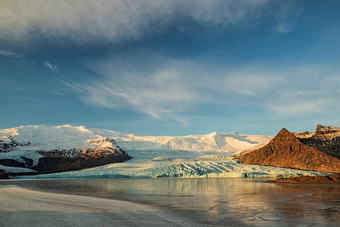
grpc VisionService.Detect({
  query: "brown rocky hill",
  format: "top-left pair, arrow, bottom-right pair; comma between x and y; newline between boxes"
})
235,125 -> 340,173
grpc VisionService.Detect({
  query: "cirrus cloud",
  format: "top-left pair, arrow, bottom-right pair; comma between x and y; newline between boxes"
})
0,0 -> 302,46
48,56 -> 340,125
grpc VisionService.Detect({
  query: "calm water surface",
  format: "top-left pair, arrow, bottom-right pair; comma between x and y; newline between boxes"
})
1,178 -> 340,226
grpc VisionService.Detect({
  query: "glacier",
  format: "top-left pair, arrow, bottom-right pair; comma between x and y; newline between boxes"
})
0,125 -> 325,179
19,150 -> 324,179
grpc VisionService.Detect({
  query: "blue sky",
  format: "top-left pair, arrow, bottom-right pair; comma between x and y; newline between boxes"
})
0,0 -> 339,136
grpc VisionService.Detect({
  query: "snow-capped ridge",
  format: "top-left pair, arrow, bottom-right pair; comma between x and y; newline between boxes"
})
93,128 -> 272,152
0,124 -> 272,153
0,125 -> 130,176
56,124 -> 92,133
88,137 -> 120,149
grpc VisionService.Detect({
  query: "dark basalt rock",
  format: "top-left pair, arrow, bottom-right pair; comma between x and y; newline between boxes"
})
0,170 -> 9,179
235,126 -> 340,173
21,156 -> 34,168
0,138 -> 131,177
0,159 -> 26,168
273,174 -> 340,184
33,148 -> 130,174
0,136 -> 30,153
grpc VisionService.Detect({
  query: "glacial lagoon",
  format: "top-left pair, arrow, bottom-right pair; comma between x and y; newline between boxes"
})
1,178 -> 340,226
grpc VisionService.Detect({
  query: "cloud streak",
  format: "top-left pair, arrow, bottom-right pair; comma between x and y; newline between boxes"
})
45,54 -> 340,125
0,0 -> 302,46
265,69 -> 340,115
0,49 -> 25,58
80,63 -> 199,119
45,61 -> 59,73
57,57 -> 280,122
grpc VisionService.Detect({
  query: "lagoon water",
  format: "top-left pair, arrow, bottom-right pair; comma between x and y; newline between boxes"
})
1,178 -> 340,226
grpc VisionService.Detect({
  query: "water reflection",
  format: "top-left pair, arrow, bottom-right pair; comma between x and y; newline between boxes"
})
1,178 -> 340,226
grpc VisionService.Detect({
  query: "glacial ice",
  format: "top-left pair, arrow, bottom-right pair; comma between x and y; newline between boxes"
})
19,150 -> 324,179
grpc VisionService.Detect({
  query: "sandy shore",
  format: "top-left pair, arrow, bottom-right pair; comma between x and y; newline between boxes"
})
0,186 -> 196,227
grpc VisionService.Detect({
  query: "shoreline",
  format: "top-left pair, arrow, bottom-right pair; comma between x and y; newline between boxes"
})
272,174 -> 340,184
0,186 -> 196,226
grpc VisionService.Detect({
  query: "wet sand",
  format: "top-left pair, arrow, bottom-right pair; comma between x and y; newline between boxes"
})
0,186 -> 196,227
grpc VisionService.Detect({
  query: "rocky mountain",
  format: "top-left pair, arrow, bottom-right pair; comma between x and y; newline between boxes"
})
235,125 -> 340,173
0,125 -> 130,177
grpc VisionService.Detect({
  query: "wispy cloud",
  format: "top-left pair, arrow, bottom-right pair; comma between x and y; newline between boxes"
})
45,61 -> 59,73
53,56 -> 284,123
53,91 -> 65,96
265,68 -> 340,115
211,70 -> 284,96
44,60 -> 82,92
0,49 -> 25,59
270,0 -> 304,37
45,53 -> 339,125
79,67 -> 198,119
267,100 -> 329,114
0,0 -> 301,46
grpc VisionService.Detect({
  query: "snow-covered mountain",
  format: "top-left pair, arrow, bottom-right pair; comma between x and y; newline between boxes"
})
0,125 -> 129,177
0,125 -> 112,151
92,128 -> 273,153
2,125 -> 326,180
0,125 -> 272,153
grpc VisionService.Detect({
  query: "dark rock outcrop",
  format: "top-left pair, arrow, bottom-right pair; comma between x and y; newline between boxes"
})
296,125 -> 340,158
0,170 -> 9,179
274,174 -> 340,184
33,147 -> 130,174
0,138 -> 130,177
0,159 -> 26,168
235,126 -> 340,173
0,136 -> 30,153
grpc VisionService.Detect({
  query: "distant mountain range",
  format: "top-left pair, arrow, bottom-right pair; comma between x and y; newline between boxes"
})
0,124 -> 272,178
0,125 -> 272,153
235,125 -> 340,173
2,124 -> 339,178
91,128 -> 272,153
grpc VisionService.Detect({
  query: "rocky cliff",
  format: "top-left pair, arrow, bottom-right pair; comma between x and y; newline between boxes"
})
0,126 -> 131,177
235,125 -> 340,173
296,125 -> 340,158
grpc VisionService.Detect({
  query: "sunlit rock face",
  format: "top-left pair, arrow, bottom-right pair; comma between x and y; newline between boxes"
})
0,125 -> 130,177
236,125 -> 340,173
296,125 -> 340,158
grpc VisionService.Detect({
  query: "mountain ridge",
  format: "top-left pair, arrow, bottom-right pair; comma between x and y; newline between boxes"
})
235,125 -> 340,173
0,124 -> 272,153
0,125 -> 130,177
